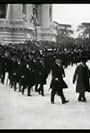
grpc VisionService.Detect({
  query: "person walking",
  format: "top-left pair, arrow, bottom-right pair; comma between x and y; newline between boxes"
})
73,57 -> 90,102
50,58 -> 69,104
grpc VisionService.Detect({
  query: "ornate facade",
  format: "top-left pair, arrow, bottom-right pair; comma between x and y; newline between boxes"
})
0,4 -> 56,45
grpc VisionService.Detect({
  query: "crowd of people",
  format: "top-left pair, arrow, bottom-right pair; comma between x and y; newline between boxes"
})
0,40 -> 90,104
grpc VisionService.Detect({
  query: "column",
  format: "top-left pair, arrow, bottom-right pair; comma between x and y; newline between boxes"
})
26,4 -> 33,21
6,4 -> 23,20
40,4 -> 50,28
37,5 -> 41,25
49,4 -> 52,22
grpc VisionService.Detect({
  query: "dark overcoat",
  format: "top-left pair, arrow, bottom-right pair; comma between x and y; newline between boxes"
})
50,63 -> 68,90
73,64 -> 90,93
34,61 -> 46,85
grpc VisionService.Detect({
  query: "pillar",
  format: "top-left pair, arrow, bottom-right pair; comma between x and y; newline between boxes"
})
26,4 -> 33,21
37,5 -> 41,25
49,5 -> 52,22
6,4 -> 23,20
40,4 -> 50,28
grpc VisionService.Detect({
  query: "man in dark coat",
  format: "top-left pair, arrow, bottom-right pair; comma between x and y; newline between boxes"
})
0,54 -> 8,84
50,58 -> 69,104
73,58 -> 90,102
34,58 -> 47,96
38,58 -> 47,96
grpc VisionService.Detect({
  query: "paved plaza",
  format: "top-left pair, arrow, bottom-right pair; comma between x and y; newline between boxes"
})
0,63 -> 90,129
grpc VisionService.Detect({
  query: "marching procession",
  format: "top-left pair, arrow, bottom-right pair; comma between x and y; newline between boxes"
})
0,40 -> 90,104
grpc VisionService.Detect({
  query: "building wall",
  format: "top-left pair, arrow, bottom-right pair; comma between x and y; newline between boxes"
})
6,4 -> 23,20
0,4 -> 56,44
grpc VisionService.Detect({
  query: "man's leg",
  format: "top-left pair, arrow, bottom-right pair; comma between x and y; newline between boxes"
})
78,92 -> 82,101
38,83 -> 44,96
35,84 -> 38,92
18,81 -> 22,92
78,91 -> 87,102
41,83 -> 44,96
22,84 -> 26,95
83,92 -> 87,101
27,85 -> 32,96
81,91 -> 87,102
58,89 -> 69,104
51,89 -> 56,104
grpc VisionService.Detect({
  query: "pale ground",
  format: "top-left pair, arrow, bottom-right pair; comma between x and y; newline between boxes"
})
0,61 -> 90,129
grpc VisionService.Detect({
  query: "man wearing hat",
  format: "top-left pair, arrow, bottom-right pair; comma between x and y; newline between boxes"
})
73,57 -> 90,102
50,58 -> 69,104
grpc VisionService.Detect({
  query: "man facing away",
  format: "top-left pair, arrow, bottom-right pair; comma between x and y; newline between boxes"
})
73,58 -> 90,102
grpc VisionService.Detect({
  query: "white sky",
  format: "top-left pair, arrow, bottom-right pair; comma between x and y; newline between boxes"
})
52,4 -> 90,37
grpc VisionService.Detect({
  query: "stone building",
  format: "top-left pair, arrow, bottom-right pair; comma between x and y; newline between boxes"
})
0,4 -> 56,45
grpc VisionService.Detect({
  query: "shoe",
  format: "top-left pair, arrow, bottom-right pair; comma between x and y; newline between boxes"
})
62,100 -> 69,104
78,97 -> 87,102
51,101 -> 54,104
82,99 -> 87,102
42,94 -> 44,96
78,99 -> 87,102
27,94 -> 32,96
78,98 -> 82,102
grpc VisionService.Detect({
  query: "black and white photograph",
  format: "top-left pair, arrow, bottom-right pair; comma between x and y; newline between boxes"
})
0,3 -> 90,129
